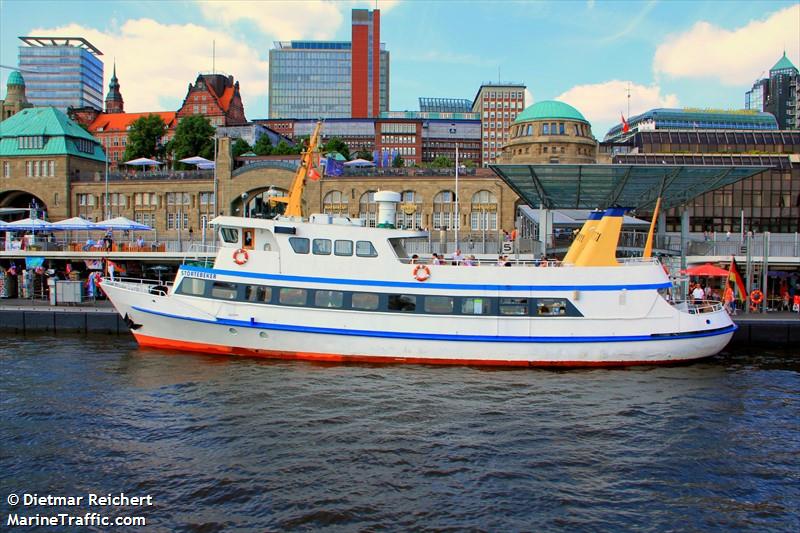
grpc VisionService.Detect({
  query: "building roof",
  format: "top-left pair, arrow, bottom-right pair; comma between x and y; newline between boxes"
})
490,164 -> 769,211
0,107 -> 105,161
770,52 -> 797,72
419,97 -> 473,113
604,108 -> 779,140
514,100 -> 588,124
7,71 -> 24,86
18,36 -> 103,55
89,111 -> 177,133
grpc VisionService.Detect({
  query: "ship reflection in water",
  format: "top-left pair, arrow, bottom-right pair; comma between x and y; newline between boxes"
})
1,334 -> 798,531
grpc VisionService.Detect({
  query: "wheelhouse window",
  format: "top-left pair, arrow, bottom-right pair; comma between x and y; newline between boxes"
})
177,277 -> 208,296
334,240 -> 353,256
355,241 -> 378,257
289,237 -> 310,254
220,228 -> 239,244
243,228 -> 255,250
313,239 -> 332,255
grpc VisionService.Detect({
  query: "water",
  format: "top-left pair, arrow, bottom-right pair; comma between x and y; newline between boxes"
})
1,335 -> 798,532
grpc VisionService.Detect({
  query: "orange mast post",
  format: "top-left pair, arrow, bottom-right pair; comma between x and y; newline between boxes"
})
270,120 -> 323,217
642,197 -> 661,259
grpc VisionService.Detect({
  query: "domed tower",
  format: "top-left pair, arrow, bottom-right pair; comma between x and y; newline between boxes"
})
1,71 -> 32,120
104,62 -> 124,114
500,100 -> 597,164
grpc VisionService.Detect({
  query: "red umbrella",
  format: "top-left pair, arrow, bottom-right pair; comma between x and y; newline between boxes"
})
680,263 -> 730,276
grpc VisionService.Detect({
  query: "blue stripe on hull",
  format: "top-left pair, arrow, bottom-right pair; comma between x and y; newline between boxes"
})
179,265 -> 671,292
131,305 -> 737,344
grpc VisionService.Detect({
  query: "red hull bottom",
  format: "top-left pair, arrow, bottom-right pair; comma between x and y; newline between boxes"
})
132,333 -> 705,368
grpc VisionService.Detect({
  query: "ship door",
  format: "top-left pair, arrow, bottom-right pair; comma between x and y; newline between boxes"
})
243,228 -> 255,250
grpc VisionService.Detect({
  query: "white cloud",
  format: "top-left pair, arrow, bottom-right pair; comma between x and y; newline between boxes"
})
653,4 -> 800,85
555,80 -> 679,135
199,0 -> 345,40
30,20 -> 268,115
524,88 -> 533,108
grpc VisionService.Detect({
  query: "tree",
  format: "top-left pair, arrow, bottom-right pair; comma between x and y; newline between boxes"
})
462,159 -> 476,168
252,135 -> 273,156
231,138 -> 252,158
123,114 -> 167,161
167,115 -> 215,164
392,154 -> 405,168
354,150 -> 373,161
272,140 -> 296,156
323,137 -> 350,160
431,156 -> 453,168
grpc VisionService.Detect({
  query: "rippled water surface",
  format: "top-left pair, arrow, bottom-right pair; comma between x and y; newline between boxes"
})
1,334 -> 799,532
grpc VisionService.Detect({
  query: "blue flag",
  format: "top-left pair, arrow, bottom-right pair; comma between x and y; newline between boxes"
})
324,157 -> 344,176
382,150 -> 390,167
373,150 -> 380,168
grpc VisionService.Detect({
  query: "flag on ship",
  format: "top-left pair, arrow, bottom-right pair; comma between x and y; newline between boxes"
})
727,257 -> 747,302
621,113 -> 630,133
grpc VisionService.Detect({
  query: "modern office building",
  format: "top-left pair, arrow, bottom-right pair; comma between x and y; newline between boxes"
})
745,52 -> 798,129
471,83 -> 526,166
18,36 -> 104,112
268,9 -> 389,119
604,108 -> 779,142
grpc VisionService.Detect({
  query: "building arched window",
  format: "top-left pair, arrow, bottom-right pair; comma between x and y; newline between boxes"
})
526,124 -> 532,136
396,190 -> 422,229
433,190 -> 458,230
322,190 -> 348,215
470,190 -> 498,230
245,187 -> 287,218
359,190 -> 378,227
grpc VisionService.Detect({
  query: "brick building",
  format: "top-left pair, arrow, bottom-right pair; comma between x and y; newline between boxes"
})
177,74 -> 247,126
471,83 -> 526,166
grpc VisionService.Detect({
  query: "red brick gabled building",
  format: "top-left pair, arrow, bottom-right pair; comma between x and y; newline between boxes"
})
177,74 -> 247,126
88,111 -> 177,168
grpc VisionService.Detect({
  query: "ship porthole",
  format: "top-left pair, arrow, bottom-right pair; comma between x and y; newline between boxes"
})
705,319 -> 711,324
229,327 -> 238,335
259,332 -> 268,338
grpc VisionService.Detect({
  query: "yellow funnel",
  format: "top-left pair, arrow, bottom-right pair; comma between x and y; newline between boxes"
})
562,210 -> 604,265
574,207 -> 627,267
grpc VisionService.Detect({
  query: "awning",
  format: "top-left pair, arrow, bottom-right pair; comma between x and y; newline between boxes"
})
490,164 -> 770,211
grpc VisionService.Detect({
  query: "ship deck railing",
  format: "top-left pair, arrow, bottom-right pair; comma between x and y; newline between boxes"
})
102,277 -> 173,296
671,299 -> 724,314
399,257 -> 661,267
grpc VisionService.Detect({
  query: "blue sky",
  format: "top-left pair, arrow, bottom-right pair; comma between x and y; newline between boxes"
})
1,0 -> 798,136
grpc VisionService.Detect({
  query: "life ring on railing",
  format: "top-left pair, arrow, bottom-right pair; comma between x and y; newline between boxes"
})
413,264 -> 431,282
233,248 -> 249,265
749,289 -> 763,305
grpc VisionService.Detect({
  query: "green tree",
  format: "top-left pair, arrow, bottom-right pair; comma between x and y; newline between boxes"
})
231,138 -> 252,158
392,154 -> 405,168
431,156 -> 453,168
123,114 -> 167,161
462,159 -> 476,168
272,140 -> 295,155
354,150 -> 373,161
323,137 -> 350,160
252,135 -> 273,156
167,115 -> 215,165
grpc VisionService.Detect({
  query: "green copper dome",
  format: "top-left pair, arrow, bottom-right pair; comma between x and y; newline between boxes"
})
7,71 -> 25,86
514,100 -> 588,124
770,52 -> 797,72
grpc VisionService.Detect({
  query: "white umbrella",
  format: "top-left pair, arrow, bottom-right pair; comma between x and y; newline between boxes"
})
49,216 -> 98,230
95,216 -> 152,231
179,156 -> 213,165
124,157 -> 163,167
5,217 -> 53,231
343,158 -> 375,167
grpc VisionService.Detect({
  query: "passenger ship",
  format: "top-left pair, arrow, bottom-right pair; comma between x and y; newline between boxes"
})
101,124 -> 736,367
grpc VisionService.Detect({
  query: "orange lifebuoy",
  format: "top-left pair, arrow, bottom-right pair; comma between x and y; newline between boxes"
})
233,248 -> 249,265
413,264 -> 431,282
749,290 -> 763,305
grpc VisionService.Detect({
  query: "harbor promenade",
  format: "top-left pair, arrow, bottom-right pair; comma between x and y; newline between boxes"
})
1,298 -> 797,347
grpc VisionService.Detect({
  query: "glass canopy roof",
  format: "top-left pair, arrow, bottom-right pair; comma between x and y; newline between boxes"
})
489,164 -> 769,211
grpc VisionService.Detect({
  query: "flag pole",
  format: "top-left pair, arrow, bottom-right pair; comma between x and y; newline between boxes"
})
454,144 -> 459,253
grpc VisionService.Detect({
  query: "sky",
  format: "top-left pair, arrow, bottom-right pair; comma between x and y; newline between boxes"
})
0,0 -> 798,136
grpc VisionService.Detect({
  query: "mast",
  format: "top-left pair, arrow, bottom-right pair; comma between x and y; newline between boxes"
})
270,120 -> 323,217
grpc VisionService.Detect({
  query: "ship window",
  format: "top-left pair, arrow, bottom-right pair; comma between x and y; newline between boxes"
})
211,281 -> 238,300
499,297 -> 529,316
220,228 -> 239,243
243,228 -> 254,250
289,237 -> 310,254
177,277 -> 208,296
245,285 -> 272,303
461,297 -> 491,315
315,290 -> 344,308
279,287 -> 308,306
312,238 -> 332,255
351,292 -> 379,310
334,240 -> 353,256
536,298 -> 568,316
356,240 -> 378,257
424,296 -> 454,314
388,294 -> 416,312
